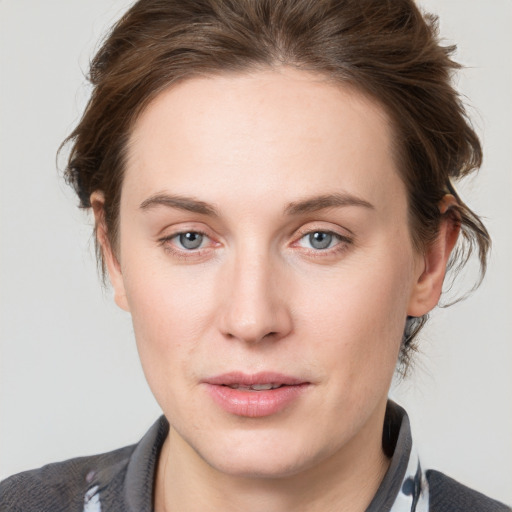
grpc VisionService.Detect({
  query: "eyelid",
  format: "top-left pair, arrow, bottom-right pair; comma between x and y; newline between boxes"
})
292,224 -> 353,243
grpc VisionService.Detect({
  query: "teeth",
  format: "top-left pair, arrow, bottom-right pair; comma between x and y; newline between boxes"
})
228,383 -> 281,391
251,384 -> 274,391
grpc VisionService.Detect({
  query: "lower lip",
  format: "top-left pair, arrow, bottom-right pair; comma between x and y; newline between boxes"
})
204,384 -> 309,418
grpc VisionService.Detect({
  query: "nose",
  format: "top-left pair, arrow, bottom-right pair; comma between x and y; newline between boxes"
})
218,248 -> 293,344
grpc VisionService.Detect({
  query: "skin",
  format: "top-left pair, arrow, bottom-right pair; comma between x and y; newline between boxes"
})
92,68 -> 458,512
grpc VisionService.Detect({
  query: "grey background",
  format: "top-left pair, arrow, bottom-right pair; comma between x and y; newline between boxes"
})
1,0 -> 511,504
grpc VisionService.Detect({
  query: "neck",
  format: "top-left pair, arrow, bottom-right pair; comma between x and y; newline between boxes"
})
154,404 -> 390,512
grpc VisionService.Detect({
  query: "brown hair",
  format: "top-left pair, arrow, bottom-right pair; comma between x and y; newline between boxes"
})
62,0 -> 490,370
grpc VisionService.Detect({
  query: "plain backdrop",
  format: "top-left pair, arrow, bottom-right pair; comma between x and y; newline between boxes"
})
1,0 -> 511,505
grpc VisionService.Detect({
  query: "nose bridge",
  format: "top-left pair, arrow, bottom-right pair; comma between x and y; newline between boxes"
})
219,241 -> 291,343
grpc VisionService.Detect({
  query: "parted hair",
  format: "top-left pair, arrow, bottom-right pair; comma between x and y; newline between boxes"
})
62,0 -> 490,371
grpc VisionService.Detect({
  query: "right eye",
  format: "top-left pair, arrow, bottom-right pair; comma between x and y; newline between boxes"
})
166,231 -> 209,251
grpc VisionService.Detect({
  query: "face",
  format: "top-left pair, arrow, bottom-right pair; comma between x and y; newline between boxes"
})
99,68 -> 442,479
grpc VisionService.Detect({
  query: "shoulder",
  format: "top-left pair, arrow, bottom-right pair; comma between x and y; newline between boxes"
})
427,470 -> 511,512
0,444 -> 135,512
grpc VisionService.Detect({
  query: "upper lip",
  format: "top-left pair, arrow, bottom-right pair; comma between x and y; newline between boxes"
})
203,372 -> 308,386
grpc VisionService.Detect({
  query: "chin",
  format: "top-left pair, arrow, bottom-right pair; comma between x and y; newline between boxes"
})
206,452 -> 311,479
193,429 -> 328,479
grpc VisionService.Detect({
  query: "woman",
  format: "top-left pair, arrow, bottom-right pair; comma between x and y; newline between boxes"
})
1,0 -> 510,511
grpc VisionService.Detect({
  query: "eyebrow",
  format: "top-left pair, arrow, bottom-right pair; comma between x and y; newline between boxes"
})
139,194 -> 219,216
139,192 -> 374,217
284,193 -> 374,215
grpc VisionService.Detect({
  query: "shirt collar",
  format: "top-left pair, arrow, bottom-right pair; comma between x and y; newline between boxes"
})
367,400 -> 429,512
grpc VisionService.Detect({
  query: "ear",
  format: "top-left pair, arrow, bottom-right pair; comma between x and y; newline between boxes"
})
90,191 -> 130,312
407,195 -> 461,317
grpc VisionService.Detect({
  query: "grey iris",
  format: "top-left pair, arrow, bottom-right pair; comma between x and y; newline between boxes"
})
179,232 -> 203,249
309,232 -> 332,249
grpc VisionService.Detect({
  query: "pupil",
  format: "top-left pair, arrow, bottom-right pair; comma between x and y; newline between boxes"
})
309,232 -> 332,250
179,232 -> 203,249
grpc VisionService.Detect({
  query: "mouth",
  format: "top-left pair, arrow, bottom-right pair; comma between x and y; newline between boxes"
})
223,383 -> 284,391
202,372 -> 310,417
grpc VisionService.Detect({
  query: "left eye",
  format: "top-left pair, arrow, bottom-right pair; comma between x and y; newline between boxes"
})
172,231 -> 208,250
298,231 -> 341,250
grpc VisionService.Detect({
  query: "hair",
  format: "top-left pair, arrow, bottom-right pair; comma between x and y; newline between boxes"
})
62,0 -> 490,372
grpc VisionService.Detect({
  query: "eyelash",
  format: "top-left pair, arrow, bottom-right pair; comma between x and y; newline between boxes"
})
157,228 -> 353,259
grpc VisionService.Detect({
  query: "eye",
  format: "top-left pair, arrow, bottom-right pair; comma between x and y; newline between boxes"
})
297,231 -> 344,250
164,231 -> 209,251
176,231 -> 207,250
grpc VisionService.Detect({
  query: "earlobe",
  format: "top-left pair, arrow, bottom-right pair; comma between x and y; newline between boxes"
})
407,195 -> 461,317
90,191 -> 130,312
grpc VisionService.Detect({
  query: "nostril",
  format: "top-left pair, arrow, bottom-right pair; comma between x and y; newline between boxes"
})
219,291 -> 293,343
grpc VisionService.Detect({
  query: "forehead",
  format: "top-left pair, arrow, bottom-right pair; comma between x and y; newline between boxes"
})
124,67 -> 405,215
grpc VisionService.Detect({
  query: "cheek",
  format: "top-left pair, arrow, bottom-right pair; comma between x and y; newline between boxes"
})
131,277 -> 205,330
297,247 -> 414,389
121,251 -> 232,412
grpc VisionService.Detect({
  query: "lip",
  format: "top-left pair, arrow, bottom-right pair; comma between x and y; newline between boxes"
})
202,372 -> 310,418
